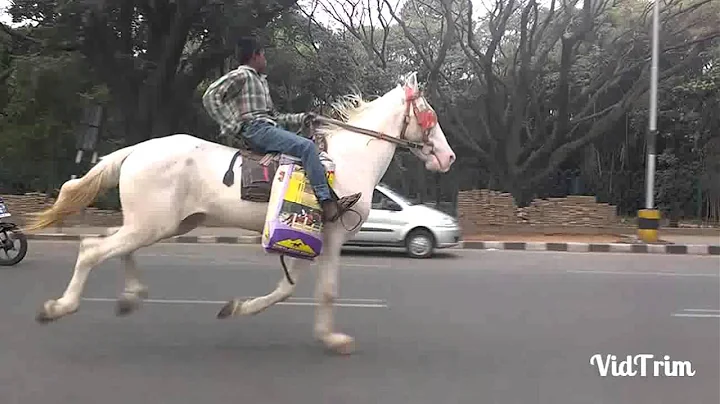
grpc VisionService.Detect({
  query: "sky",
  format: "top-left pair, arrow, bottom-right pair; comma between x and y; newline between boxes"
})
0,0 -> 502,29
0,0 -> 570,32
0,0 -> 409,28
0,0 -> 12,26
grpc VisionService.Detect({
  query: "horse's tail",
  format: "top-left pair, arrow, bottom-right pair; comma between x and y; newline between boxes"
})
23,145 -> 137,232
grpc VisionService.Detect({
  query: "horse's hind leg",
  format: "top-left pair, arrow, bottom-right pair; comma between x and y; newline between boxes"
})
36,227 -> 160,323
115,252 -> 149,316
114,215 -> 202,317
217,256 -> 311,318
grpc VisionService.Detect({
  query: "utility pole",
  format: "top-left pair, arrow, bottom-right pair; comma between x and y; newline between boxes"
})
638,0 -> 661,242
71,104 -> 104,179
62,104 -> 103,231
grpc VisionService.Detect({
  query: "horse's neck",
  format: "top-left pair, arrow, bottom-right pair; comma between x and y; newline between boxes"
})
326,91 -> 405,193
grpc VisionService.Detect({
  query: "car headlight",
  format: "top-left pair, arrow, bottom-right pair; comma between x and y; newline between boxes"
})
438,217 -> 457,227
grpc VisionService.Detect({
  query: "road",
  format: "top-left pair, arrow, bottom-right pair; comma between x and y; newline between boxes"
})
1,241 -> 718,404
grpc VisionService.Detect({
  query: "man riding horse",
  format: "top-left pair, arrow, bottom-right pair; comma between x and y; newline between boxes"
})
202,36 -> 362,223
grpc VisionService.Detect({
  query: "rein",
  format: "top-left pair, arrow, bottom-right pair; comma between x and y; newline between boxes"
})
312,115 -> 424,150
309,85 -> 437,151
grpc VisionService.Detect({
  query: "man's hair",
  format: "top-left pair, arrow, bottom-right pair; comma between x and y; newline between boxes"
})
236,36 -> 263,65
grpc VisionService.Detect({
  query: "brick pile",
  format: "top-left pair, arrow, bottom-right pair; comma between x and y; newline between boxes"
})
70,208 -> 124,226
457,189 -> 618,229
3,190 -> 620,229
0,193 -> 123,226
457,189 -> 518,227
518,195 -> 617,226
0,193 -> 55,220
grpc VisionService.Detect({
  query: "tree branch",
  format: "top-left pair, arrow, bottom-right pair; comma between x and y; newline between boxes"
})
526,44 -> 704,185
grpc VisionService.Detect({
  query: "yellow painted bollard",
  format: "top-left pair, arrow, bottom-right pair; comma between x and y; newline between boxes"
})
637,209 -> 661,243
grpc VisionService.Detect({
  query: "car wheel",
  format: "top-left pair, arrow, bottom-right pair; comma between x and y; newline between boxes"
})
405,228 -> 434,259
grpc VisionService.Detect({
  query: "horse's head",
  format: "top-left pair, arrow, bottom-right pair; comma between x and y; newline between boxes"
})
395,72 -> 456,173
318,71 -> 455,174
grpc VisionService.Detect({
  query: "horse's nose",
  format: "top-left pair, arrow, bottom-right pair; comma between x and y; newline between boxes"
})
448,153 -> 456,165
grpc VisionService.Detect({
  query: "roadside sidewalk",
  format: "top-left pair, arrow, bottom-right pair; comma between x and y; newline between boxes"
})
23,225 -> 720,256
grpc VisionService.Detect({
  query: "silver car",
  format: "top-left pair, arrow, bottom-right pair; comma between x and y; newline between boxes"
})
344,184 -> 462,258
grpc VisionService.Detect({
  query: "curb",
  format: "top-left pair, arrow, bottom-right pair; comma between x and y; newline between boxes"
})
460,241 -> 720,256
25,233 -> 719,255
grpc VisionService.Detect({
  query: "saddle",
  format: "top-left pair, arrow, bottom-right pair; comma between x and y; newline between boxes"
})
222,128 -> 328,203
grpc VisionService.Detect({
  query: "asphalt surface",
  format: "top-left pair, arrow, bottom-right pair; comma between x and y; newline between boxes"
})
1,241 -> 719,404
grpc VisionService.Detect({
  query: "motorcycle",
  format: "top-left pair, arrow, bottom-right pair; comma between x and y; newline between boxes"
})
0,197 -> 28,266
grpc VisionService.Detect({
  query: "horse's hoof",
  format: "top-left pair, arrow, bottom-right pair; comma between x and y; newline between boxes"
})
334,339 -> 355,355
115,288 -> 147,317
217,299 -> 240,319
35,300 -> 78,324
35,300 -> 61,324
115,298 -> 139,317
325,333 -> 356,355
35,309 -> 56,324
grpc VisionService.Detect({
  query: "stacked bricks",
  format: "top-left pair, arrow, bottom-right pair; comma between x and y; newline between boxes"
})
518,195 -> 617,226
457,189 -> 518,229
0,193 -> 123,226
0,193 -> 55,223
457,189 -> 618,229
69,208 -> 124,226
5,190 -> 619,228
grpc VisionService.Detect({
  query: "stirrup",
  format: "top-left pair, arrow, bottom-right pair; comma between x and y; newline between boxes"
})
323,192 -> 362,222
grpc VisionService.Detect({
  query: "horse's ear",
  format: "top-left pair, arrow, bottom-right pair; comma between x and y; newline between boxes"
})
403,71 -> 419,90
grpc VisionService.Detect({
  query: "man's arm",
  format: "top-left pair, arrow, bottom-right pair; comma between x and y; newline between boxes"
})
202,69 -> 249,133
276,112 -> 307,133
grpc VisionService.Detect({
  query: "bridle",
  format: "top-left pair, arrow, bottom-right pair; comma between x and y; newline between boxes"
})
399,85 -> 437,147
311,84 -> 438,151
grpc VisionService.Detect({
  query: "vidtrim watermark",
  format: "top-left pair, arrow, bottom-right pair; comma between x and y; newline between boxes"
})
590,354 -> 696,377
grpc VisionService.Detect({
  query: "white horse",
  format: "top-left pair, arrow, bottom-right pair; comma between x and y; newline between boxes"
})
25,71 -> 456,354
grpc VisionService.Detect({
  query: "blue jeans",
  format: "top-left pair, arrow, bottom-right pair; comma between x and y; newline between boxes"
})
240,120 -> 332,202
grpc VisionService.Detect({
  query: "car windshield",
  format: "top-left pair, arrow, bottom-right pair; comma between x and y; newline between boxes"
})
379,184 -> 418,206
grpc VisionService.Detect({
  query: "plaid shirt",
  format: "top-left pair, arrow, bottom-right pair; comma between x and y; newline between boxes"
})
202,65 -> 306,144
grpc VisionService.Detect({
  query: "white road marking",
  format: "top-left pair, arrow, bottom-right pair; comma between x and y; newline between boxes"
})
566,269 -> 720,278
680,309 -> 720,313
671,313 -> 720,318
82,297 -> 388,308
671,309 -> 720,318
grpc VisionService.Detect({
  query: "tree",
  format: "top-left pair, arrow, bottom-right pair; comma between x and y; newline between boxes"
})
7,0 -> 300,145
387,0 -> 720,203
653,43 -> 720,223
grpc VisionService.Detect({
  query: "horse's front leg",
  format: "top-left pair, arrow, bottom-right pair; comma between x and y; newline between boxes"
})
313,234 -> 355,354
217,256 -> 311,318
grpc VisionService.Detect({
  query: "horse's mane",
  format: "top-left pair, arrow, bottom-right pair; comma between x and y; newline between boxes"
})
315,91 -> 378,138
330,92 -> 373,122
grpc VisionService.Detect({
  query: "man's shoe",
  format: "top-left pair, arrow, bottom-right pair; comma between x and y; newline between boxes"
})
321,192 -> 362,222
